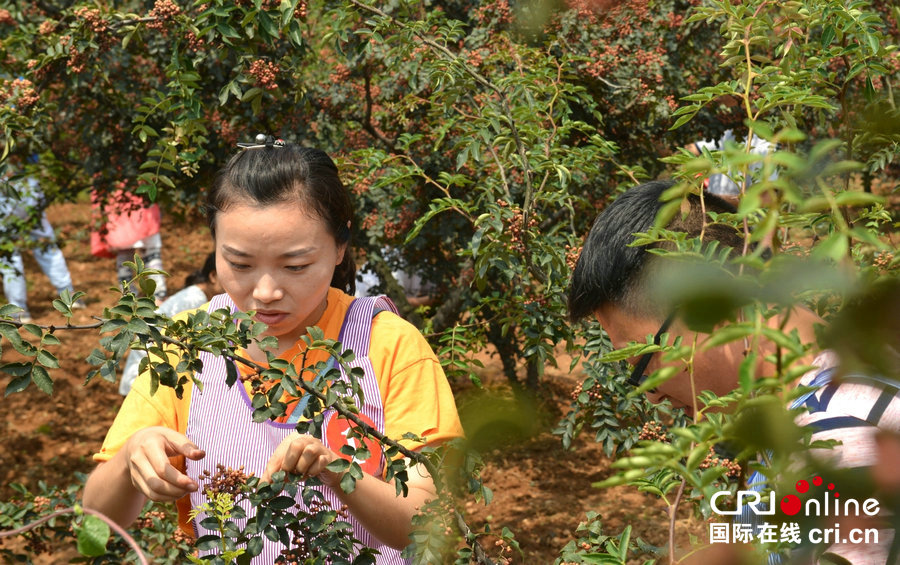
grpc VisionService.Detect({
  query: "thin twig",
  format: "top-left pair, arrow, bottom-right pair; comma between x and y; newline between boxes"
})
668,478 -> 687,565
455,509 -> 497,565
3,319 -> 103,331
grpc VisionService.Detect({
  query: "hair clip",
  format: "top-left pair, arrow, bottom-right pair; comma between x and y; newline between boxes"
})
237,134 -> 285,150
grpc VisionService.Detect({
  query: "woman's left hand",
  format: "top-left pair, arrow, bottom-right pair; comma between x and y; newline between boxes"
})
262,433 -> 341,487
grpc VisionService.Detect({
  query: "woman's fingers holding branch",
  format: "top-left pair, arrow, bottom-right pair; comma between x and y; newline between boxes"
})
124,426 -> 205,501
263,433 -> 339,486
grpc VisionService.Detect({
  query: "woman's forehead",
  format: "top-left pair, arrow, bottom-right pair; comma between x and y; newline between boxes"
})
215,201 -> 329,246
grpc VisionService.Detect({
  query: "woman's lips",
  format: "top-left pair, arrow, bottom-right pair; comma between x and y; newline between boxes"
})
254,311 -> 288,326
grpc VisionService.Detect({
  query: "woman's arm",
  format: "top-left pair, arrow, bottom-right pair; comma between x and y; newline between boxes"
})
326,459 -> 436,550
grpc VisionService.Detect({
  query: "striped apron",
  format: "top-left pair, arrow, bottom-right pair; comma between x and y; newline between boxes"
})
185,293 -> 409,564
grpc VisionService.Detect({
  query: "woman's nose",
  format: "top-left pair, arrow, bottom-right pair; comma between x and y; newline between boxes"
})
253,273 -> 284,303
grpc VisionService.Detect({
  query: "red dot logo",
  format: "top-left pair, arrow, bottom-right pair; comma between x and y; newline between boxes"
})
813,476 -> 823,486
796,479 -> 809,493
781,494 -> 802,515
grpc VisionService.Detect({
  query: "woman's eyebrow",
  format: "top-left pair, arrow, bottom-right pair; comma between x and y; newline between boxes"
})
281,247 -> 315,258
221,244 -> 315,258
221,244 -> 250,257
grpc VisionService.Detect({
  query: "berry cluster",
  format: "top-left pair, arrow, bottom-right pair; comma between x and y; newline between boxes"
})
466,49 -> 484,68
493,538 -> 515,563
294,1 -> 308,19
37,19 -> 56,35
132,510 -> 167,530
504,204 -> 537,256
638,421 -> 669,442
4,77 -> 39,110
211,108 -> 237,144
275,542 -> 312,564
186,30 -> 207,51
132,510 -> 193,544
147,0 -> 181,31
74,7 -> 108,35
31,496 -> 51,512
248,59 -> 279,91
874,250 -> 894,271
328,64 -> 351,84
564,244 -> 581,273
473,0 -> 512,25
198,464 -> 254,497
699,447 -> 741,478
383,207 -> 417,241
570,381 -> 603,403
523,294 -> 549,309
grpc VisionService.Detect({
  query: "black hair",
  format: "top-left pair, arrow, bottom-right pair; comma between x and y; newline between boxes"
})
567,180 -> 741,322
207,144 -> 356,294
184,251 -> 216,287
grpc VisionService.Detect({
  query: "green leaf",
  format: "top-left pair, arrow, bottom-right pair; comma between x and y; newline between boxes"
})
686,442 -> 710,471
738,351 -> 757,393
821,25 -> 835,47
669,111 -> 696,131
339,470 -> 357,494
31,365 -> 54,395
5,375 -> 30,396
36,348 -> 59,369
76,514 -> 110,557
810,232 -> 849,261
702,323 -> 754,349
833,191 -> 883,208
267,495 -> 296,510
867,33 -> 880,55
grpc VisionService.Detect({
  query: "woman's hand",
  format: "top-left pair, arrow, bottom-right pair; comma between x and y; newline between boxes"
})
263,433 -> 341,486
122,426 -> 206,501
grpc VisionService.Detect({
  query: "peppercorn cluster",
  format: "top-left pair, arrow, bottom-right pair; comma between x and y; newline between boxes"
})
198,464 -> 254,497
698,447 -> 742,478
570,381 -> 603,404
638,420 -> 669,442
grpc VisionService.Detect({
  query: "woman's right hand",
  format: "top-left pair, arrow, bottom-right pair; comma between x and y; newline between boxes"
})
121,426 -> 206,501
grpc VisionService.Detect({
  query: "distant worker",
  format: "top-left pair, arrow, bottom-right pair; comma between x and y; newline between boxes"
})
0,173 -> 84,323
91,189 -> 167,303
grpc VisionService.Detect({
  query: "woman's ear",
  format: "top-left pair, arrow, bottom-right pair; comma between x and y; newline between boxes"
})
206,271 -> 224,296
335,221 -> 350,264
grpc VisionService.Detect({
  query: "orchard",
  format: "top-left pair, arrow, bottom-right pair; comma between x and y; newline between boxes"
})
1,0 -> 898,563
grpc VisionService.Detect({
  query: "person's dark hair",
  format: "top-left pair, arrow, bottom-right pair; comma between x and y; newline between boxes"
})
568,180 -> 741,322
184,251 -> 217,287
207,144 -> 356,294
